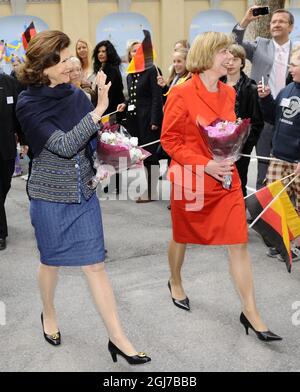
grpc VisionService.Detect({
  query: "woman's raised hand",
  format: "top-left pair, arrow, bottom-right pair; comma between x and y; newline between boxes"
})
205,159 -> 234,182
95,71 -> 111,117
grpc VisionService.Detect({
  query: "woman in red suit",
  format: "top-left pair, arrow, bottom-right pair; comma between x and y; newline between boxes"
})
161,32 -> 282,342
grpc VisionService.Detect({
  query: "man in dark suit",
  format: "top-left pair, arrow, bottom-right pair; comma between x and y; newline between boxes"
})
0,73 -> 26,250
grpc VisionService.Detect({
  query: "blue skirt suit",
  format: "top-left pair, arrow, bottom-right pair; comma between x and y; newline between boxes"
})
16,84 -> 105,267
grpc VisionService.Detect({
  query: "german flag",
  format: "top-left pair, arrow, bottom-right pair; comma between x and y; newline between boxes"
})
127,30 -> 156,74
247,180 -> 300,273
22,22 -> 37,50
101,111 -> 118,126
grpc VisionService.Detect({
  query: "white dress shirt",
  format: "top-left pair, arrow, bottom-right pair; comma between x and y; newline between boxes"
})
268,39 -> 290,98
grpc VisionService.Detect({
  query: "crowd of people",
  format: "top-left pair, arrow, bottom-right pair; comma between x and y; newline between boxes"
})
1,5 -> 300,365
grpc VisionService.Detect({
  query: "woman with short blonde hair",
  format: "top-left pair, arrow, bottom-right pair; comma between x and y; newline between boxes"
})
186,32 -> 233,73
161,32 -> 282,342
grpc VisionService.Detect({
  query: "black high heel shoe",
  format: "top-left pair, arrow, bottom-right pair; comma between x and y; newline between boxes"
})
108,340 -> 151,365
168,281 -> 190,311
240,312 -> 282,342
41,313 -> 61,346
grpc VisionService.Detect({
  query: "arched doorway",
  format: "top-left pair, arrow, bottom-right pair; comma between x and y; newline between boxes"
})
189,10 -> 237,43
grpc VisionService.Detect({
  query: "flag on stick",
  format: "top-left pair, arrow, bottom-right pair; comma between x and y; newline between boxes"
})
247,178 -> 300,273
0,40 -> 4,61
127,30 -> 156,74
22,22 -> 37,50
100,111 -> 118,126
7,39 -> 21,51
4,44 -> 14,63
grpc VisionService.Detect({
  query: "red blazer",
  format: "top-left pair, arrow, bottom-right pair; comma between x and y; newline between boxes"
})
161,74 -> 241,193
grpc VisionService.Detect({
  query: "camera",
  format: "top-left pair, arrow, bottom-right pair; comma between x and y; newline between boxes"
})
252,6 -> 270,16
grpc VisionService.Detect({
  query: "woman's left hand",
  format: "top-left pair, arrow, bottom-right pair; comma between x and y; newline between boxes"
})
151,124 -> 159,131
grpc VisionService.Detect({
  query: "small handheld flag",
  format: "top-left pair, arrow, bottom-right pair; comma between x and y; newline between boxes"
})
101,111 -> 118,126
127,30 -> 156,74
247,178 -> 300,273
7,39 -> 21,51
4,44 -> 14,63
22,22 -> 37,50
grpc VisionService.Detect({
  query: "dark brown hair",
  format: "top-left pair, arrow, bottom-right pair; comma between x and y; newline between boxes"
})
272,9 -> 294,25
17,30 -> 70,86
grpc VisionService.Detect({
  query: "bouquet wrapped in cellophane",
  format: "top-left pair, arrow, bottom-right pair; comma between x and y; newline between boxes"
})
88,124 -> 151,189
197,117 -> 251,189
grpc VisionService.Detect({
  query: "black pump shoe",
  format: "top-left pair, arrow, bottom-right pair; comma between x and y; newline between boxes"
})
240,312 -> 282,342
108,340 -> 151,365
167,281 -> 190,311
41,313 -> 61,346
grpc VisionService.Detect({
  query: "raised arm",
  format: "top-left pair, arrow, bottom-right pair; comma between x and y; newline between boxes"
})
45,113 -> 102,158
232,5 -> 264,62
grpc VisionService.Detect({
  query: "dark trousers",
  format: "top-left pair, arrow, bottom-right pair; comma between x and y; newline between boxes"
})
236,155 -> 251,198
256,122 -> 274,190
144,162 -> 160,198
0,158 -> 15,238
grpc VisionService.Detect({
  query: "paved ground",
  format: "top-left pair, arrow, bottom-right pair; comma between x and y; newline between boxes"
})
1,159 -> 300,372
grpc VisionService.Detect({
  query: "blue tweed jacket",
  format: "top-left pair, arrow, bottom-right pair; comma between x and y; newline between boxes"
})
28,113 -> 101,203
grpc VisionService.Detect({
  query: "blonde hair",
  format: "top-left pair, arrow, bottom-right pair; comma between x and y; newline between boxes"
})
174,39 -> 190,50
291,45 -> 300,59
75,39 -> 91,69
228,44 -> 246,70
127,41 -> 140,63
167,48 -> 189,85
186,32 -> 234,73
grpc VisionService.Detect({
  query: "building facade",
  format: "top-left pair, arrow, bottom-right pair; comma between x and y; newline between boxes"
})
0,0 -> 299,75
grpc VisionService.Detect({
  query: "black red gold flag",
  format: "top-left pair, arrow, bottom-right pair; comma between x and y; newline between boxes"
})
127,30 -> 156,74
247,180 -> 300,273
22,22 -> 37,50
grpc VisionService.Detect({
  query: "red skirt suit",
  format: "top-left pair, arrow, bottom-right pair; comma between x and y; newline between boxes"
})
161,74 -> 248,245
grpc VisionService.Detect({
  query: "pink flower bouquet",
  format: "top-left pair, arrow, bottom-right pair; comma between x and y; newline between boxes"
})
197,118 -> 251,189
88,125 -> 151,189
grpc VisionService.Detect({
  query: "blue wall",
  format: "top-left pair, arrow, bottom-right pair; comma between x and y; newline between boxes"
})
289,8 -> 300,45
190,10 -> 237,43
96,12 -> 151,60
